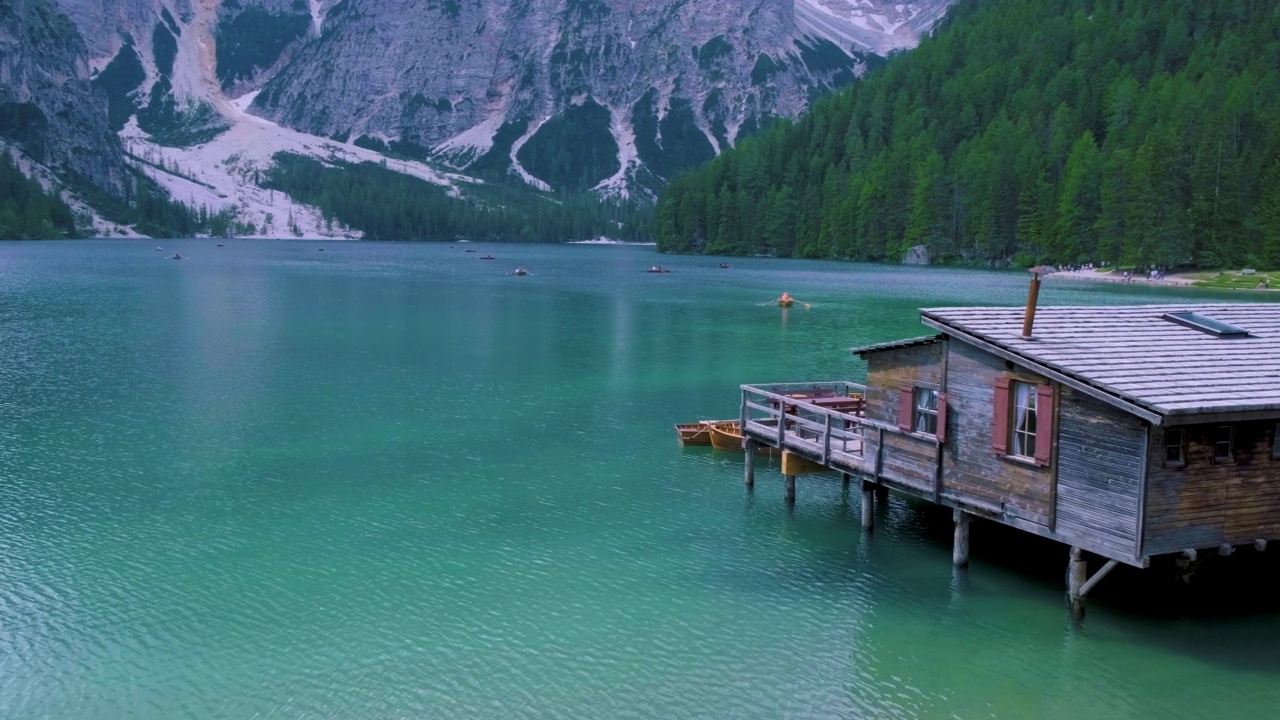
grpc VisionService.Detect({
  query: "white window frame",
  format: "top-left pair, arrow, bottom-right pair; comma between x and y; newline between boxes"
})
1010,380 -> 1038,459
914,387 -> 939,436
1212,425 -> 1234,464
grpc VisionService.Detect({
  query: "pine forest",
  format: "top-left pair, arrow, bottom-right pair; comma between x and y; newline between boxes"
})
655,0 -> 1280,269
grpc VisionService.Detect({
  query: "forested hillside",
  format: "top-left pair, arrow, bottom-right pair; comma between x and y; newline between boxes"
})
0,154 -> 77,239
655,0 -> 1280,269
263,154 -> 652,242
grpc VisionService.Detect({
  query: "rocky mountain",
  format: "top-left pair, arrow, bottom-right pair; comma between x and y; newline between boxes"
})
4,0 -> 954,236
1,0 -> 128,196
254,0 -> 953,197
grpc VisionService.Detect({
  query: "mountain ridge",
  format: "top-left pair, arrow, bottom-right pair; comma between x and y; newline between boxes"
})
4,0 -> 954,238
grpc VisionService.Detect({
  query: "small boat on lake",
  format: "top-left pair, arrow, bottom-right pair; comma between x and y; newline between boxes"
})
513,267 -> 528,276
646,266 -> 670,273
707,421 -> 781,455
465,249 -> 477,253
718,263 -> 730,269
675,421 -> 717,446
778,298 -> 794,307
480,255 -> 496,260
708,421 -> 744,452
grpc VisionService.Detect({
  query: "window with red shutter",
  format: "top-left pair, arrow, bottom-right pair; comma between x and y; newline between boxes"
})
991,377 -> 1010,453
1034,383 -> 1054,466
898,387 -> 914,431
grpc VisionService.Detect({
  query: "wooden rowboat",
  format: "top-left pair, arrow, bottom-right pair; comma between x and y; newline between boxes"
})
707,420 -> 781,454
708,420 -> 743,451
778,299 -> 794,307
675,422 -> 714,446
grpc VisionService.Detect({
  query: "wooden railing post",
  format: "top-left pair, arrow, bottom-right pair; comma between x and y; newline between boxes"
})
823,412 -> 832,465
740,387 -> 748,428
777,401 -> 786,446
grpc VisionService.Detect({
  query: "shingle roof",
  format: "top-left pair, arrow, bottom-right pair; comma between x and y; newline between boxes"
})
920,303 -> 1280,418
851,335 -> 942,356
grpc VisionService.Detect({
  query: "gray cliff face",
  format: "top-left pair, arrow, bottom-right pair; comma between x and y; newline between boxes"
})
0,0 -> 128,193
7,0 -> 954,218
250,0 -> 950,194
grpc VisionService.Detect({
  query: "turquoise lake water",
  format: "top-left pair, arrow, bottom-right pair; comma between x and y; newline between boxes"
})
2,240 -> 1279,718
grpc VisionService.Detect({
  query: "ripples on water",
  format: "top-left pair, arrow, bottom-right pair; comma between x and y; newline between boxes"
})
1,241 -> 1279,718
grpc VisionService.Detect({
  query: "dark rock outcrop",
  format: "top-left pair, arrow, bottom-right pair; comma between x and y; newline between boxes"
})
0,0 -> 128,193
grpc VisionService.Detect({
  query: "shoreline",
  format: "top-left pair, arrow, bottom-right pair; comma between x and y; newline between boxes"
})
565,238 -> 657,246
1048,268 -> 1278,291
1046,268 -> 1198,287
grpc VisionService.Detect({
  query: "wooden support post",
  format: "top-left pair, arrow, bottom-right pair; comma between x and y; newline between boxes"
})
953,509 -> 970,568
1068,546 -> 1087,617
841,472 -> 851,490
875,484 -> 889,503
784,474 -> 796,504
1175,549 -> 1198,584
861,481 -> 874,532
744,440 -> 756,489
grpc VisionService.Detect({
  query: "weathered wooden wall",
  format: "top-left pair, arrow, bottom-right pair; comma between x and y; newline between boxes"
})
860,335 -> 1280,564
864,342 -> 943,423
1054,385 -> 1144,559
864,342 -> 942,492
940,342 -> 1053,526
1144,422 -> 1280,555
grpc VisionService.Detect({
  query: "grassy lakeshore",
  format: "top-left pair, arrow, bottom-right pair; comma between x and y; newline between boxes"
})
1047,267 -> 1278,291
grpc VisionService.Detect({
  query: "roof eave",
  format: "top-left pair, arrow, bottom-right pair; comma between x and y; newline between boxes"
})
1161,406 -> 1280,424
850,334 -> 943,357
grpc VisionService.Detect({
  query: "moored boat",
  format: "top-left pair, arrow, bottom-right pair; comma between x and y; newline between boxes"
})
707,421 -> 744,451
480,255 -> 496,260
707,420 -> 780,454
675,422 -> 714,446
777,299 -> 794,307
513,267 -> 529,276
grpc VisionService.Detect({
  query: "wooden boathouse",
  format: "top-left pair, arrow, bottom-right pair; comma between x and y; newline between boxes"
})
739,302 -> 1280,614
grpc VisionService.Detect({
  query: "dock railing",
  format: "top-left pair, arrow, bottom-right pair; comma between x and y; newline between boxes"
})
739,382 -> 869,468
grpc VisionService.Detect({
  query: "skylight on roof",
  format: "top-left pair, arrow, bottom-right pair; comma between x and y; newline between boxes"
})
1161,312 -> 1251,338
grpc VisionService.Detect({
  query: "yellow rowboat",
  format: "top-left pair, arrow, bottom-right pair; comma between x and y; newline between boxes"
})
706,420 -> 780,454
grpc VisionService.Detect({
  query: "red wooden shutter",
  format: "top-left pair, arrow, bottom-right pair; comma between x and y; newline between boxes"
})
936,392 -> 948,443
1034,383 -> 1055,466
992,377 -> 1010,454
898,386 -> 914,431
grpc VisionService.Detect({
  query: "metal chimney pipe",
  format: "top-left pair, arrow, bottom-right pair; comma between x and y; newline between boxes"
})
1022,273 -> 1041,339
